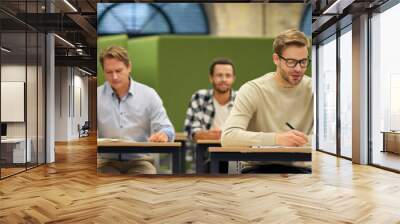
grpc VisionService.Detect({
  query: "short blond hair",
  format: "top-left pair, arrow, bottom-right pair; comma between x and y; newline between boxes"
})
99,45 -> 130,68
273,29 -> 310,55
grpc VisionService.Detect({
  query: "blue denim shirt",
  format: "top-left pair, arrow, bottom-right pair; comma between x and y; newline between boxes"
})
97,79 -> 175,160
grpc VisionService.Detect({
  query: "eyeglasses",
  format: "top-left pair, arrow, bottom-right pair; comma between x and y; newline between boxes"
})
278,55 -> 309,68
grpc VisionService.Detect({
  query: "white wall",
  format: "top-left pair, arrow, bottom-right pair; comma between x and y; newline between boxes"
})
55,67 -> 68,141
1,64 -> 46,164
1,65 -> 37,137
1,65 -> 26,141
55,67 -> 89,141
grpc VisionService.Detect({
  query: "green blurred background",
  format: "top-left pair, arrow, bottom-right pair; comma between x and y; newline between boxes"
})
97,34 -> 311,132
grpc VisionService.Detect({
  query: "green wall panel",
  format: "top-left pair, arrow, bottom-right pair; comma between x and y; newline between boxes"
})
127,36 -> 159,89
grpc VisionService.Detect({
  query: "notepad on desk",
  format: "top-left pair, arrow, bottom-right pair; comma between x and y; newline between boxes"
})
97,138 -> 136,143
97,138 -> 118,142
251,145 -> 309,149
249,145 -> 311,153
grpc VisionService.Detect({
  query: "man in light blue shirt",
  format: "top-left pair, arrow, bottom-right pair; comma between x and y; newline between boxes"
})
97,46 -> 175,174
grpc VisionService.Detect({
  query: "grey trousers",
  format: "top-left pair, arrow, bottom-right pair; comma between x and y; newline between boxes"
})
98,158 -> 156,175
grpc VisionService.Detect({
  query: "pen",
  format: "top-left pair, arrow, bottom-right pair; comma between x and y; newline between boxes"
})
285,122 -> 295,130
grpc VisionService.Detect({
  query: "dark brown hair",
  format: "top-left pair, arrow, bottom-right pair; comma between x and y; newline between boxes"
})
273,29 -> 310,55
209,58 -> 235,76
99,45 -> 130,68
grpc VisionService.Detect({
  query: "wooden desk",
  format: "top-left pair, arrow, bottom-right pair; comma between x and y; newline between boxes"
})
1,138 -> 32,165
174,132 -> 188,173
381,131 -> 400,154
208,146 -> 312,174
175,132 -> 187,142
97,140 -> 182,174
195,139 -> 221,174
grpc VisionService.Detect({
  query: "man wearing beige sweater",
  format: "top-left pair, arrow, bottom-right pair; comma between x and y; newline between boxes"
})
221,29 -> 313,173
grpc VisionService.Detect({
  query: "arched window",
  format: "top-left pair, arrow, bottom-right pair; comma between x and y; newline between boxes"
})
97,3 -> 209,36
300,4 -> 312,37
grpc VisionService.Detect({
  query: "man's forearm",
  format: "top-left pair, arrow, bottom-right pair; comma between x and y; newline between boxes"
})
221,127 -> 276,147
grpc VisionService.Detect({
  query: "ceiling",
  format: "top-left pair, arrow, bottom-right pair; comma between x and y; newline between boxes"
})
312,0 -> 389,41
1,0 -> 98,73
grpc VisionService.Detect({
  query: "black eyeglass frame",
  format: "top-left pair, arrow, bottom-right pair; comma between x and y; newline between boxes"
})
278,54 -> 309,68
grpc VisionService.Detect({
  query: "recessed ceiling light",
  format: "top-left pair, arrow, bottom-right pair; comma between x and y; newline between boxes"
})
78,67 -> 92,76
63,0 -> 78,12
1,47 -> 11,53
322,0 -> 354,15
54,34 -> 75,48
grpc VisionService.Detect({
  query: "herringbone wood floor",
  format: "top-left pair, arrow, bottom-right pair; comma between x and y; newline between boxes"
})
1,136 -> 400,223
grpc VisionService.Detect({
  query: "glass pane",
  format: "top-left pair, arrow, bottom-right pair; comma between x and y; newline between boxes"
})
98,3 -> 208,35
0,1 -> 28,32
27,31 -> 38,169
339,28 -> 352,158
38,33 -> 45,165
371,3 -> 400,171
317,36 -> 337,154
98,3 -> 169,35
1,30 -> 27,177
312,45 -> 317,149
300,4 -> 312,37
161,3 -> 208,33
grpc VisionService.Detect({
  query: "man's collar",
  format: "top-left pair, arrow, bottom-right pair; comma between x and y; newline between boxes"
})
104,81 -> 113,96
227,90 -> 236,107
210,88 -> 236,106
211,88 -> 235,98
127,77 -> 135,96
105,76 -> 134,97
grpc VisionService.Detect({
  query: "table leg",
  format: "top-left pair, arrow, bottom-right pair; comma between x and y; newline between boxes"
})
196,144 -> 206,174
382,133 -> 386,152
172,149 -> 180,174
180,142 -> 186,174
210,153 -> 220,174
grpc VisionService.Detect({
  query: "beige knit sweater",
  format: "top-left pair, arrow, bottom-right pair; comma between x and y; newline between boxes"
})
221,72 -> 313,147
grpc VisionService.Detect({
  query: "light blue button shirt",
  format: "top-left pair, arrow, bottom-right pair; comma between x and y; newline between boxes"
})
97,79 -> 175,160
